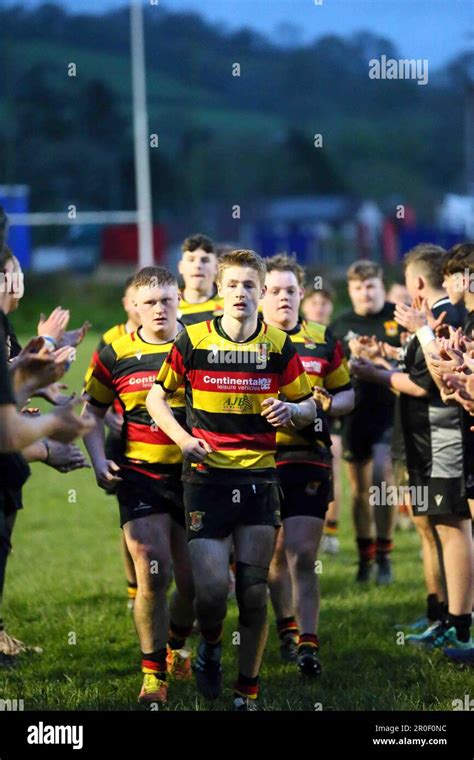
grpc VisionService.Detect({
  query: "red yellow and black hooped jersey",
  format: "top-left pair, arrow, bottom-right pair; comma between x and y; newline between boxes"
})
276,320 -> 352,469
177,287 -> 224,326
84,328 -> 186,477
155,316 -> 313,481
84,323 -> 128,415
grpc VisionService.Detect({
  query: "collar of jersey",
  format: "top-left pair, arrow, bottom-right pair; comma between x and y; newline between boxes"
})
135,323 -> 184,347
213,315 -> 263,344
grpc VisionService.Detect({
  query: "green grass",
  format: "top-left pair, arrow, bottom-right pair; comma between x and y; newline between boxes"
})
0,332 -> 473,711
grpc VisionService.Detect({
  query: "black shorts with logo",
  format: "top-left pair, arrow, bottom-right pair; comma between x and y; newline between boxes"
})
277,464 -> 332,520
183,480 -> 282,540
408,471 -> 470,518
116,466 -> 185,528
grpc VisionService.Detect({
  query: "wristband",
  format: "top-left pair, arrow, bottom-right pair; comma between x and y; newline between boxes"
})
43,439 -> 51,464
416,325 -> 435,348
41,335 -> 57,352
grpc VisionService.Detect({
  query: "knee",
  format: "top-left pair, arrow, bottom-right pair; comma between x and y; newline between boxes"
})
196,577 -> 228,610
134,543 -> 171,592
288,542 -> 316,575
236,562 -> 269,627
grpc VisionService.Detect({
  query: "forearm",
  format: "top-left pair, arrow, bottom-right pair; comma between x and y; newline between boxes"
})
146,385 -> 190,446
82,405 -> 107,469
288,398 -> 317,430
22,439 -> 48,463
329,388 -> 355,417
0,406 -> 64,452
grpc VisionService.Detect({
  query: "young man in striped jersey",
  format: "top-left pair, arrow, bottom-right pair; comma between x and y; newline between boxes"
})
177,234 -> 224,325
147,249 -> 316,710
84,276 -> 141,609
83,267 -> 195,705
262,255 -> 354,674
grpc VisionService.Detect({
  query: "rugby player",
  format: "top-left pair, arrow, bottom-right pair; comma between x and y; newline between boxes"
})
261,255 -> 353,673
331,261 -> 402,583
83,267 -> 195,704
84,276 -> 141,609
302,283 -> 345,554
146,249 -> 316,710
177,234 -> 223,325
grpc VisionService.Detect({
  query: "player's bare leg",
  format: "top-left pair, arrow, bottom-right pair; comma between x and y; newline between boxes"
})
347,459 -> 375,581
268,527 -> 297,662
188,536 -> 231,699
283,515 -> 324,676
372,442 -> 396,585
322,434 -> 342,554
124,513 -> 172,703
167,520 -> 195,679
121,533 -> 138,610
233,524 -> 275,686
409,508 -> 446,627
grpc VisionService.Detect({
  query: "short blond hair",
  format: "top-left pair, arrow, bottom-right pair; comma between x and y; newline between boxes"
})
217,249 -> 266,286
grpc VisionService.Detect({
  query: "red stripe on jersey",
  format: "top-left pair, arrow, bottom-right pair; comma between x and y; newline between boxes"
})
115,371 -> 159,395
280,352 -> 306,386
94,355 -> 113,386
120,464 -> 168,480
188,369 -> 280,394
192,428 -> 275,450
167,344 -> 186,376
127,421 -> 175,446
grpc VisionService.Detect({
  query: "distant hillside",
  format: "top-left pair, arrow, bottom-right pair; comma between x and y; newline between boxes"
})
1,3 -> 473,224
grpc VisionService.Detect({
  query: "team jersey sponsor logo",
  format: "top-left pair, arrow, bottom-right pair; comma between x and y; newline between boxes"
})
302,358 -> 322,375
202,375 -> 272,391
128,375 -> 157,386
189,511 -> 205,531
383,320 -> 398,337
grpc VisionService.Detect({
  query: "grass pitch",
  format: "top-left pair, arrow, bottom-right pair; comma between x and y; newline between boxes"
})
1,333 -> 473,711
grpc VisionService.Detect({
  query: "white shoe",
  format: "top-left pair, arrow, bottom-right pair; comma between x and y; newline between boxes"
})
321,535 -> 340,555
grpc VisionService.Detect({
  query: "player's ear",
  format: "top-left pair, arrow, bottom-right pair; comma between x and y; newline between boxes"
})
177,259 -> 184,276
260,285 -> 267,299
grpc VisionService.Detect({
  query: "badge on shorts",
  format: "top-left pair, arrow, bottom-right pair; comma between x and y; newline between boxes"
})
305,482 -> 321,496
189,511 -> 205,532
384,320 -> 398,337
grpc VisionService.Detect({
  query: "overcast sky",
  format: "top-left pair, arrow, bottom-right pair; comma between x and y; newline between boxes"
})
9,0 -> 474,68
